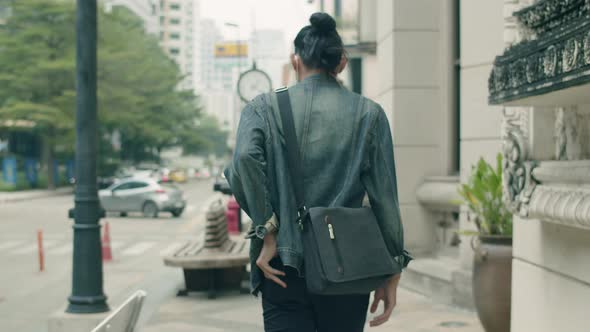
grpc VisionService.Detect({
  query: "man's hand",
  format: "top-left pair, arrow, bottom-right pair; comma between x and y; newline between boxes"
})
255,232 -> 287,288
369,273 -> 401,327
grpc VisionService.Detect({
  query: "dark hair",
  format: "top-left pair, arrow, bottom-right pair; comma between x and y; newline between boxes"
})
294,12 -> 344,73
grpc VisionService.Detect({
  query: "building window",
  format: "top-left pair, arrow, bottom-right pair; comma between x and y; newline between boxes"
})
170,32 -> 180,40
160,31 -> 165,40
170,18 -> 181,25
170,48 -> 180,55
170,3 -> 181,10
159,16 -> 164,24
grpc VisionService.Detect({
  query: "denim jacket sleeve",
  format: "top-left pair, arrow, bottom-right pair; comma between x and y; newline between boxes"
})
361,106 -> 412,269
224,101 -> 275,239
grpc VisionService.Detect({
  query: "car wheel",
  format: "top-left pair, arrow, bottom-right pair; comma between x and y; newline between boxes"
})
171,208 -> 184,218
120,212 -> 128,217
142,201 -> 159,218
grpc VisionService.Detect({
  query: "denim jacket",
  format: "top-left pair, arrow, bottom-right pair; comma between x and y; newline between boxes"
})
224,74 -> 412,295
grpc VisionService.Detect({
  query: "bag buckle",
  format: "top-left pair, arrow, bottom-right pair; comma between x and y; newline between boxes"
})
296,206 -> 307,231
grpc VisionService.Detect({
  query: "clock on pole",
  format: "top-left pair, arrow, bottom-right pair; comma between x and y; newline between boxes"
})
237,62 -> 272,103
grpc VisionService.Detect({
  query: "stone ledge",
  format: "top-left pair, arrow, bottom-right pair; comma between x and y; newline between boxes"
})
528,185 -> 590,230
416,176 -> 461,213
401,256 -> 475,311
533,160 -> 590,184
514,160 -> 590,229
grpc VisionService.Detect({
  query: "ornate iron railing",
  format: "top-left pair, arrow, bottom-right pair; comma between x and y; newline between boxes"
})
489,0 -> 590,104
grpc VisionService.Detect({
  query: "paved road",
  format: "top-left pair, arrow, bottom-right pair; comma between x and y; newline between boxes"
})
0,180 -> 221,332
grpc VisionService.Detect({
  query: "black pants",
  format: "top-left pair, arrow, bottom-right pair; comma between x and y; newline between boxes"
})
261,258 -> 370,332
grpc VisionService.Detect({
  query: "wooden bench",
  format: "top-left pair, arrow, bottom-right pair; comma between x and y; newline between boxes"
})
163,199 -> 250,299
91,290 -> 146,332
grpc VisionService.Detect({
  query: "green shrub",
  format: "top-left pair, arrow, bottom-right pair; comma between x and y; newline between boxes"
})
458,153 -> 513,236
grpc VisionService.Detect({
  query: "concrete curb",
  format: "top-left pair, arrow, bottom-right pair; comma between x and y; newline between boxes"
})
0,187 -> 74,204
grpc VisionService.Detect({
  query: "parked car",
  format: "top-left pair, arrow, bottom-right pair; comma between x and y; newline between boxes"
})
186,167 -> 197,179
156,167 -> 171,183
213,171 -> 232,195
169,169 -> 187,183
195,167 -> 211,179
99,178 -> 186,218
97,177 -> 118,190
131,170 -> 156,179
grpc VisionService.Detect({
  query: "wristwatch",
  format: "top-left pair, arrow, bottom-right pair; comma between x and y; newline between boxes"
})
254,214 -> 279,239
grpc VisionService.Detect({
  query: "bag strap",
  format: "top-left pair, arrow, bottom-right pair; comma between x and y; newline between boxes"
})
275,87 -> 307,228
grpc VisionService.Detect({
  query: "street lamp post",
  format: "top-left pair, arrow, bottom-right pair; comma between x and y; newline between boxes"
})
224,22 -> 243,73
224,22 -> 245,232
66,0 -> 109,314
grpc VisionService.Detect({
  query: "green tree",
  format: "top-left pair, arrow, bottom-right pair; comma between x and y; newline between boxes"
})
97,6 -> 203,164
0,1 -> 226,187
181,115 -> 230,157
0,0 -> 76,189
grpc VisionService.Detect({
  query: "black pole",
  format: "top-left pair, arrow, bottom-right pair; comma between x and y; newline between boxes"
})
67,0 -> 108,314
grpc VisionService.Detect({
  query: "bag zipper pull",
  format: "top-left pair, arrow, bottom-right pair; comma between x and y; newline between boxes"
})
328,223 -> 335,240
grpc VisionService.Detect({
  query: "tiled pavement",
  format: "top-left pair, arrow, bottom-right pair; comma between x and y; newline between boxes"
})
141,287 -> 484,332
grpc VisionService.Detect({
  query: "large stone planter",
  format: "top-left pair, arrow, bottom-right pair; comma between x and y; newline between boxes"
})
472,235 -> 512,332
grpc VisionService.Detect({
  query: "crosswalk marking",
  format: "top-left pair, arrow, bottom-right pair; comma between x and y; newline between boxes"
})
47,243 -> 72,255
1,238 -> 196,257
0,241 -> 24,251
10,241 -> 57,255
121,242 -> 157,256
110,241 -> 124,250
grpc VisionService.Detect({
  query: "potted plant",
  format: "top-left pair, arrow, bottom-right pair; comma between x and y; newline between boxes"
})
458,153 -> 512,332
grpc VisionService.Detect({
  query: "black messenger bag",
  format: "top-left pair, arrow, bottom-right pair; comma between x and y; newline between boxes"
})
275,87 -> 400,295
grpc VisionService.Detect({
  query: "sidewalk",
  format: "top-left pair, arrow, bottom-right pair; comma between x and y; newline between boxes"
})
0,187 -> 73,204
140,287 -> 483,332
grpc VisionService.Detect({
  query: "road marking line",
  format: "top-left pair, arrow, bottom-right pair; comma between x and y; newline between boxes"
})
121,242 -> 157,256
47,243 -> 72,255
0,241 -> 24,251
159,242 -> 185,256
10,241 -> 56,254
110,241 -> 124,250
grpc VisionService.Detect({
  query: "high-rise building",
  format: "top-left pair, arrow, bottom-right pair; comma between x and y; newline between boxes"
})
198,19 -> 235,131
104,0 -> 200,93
158,0 -> 200,92
103,0 -> 160,35
199,19 -> 223,90
212,41 -> 248,91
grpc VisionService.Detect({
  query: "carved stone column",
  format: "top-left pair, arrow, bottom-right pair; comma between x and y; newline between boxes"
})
500,0 -> 537,217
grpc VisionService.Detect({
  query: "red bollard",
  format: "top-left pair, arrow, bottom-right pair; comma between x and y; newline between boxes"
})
102,222 -> 113,262
37,229 -> 45,272
226,197 -> 241,235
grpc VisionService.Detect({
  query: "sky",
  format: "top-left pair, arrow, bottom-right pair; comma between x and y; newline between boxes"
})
200,0 -> 318,53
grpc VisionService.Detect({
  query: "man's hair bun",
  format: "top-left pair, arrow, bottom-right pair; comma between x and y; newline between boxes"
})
309,12 -> 336,34
294,12 -> 343,73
